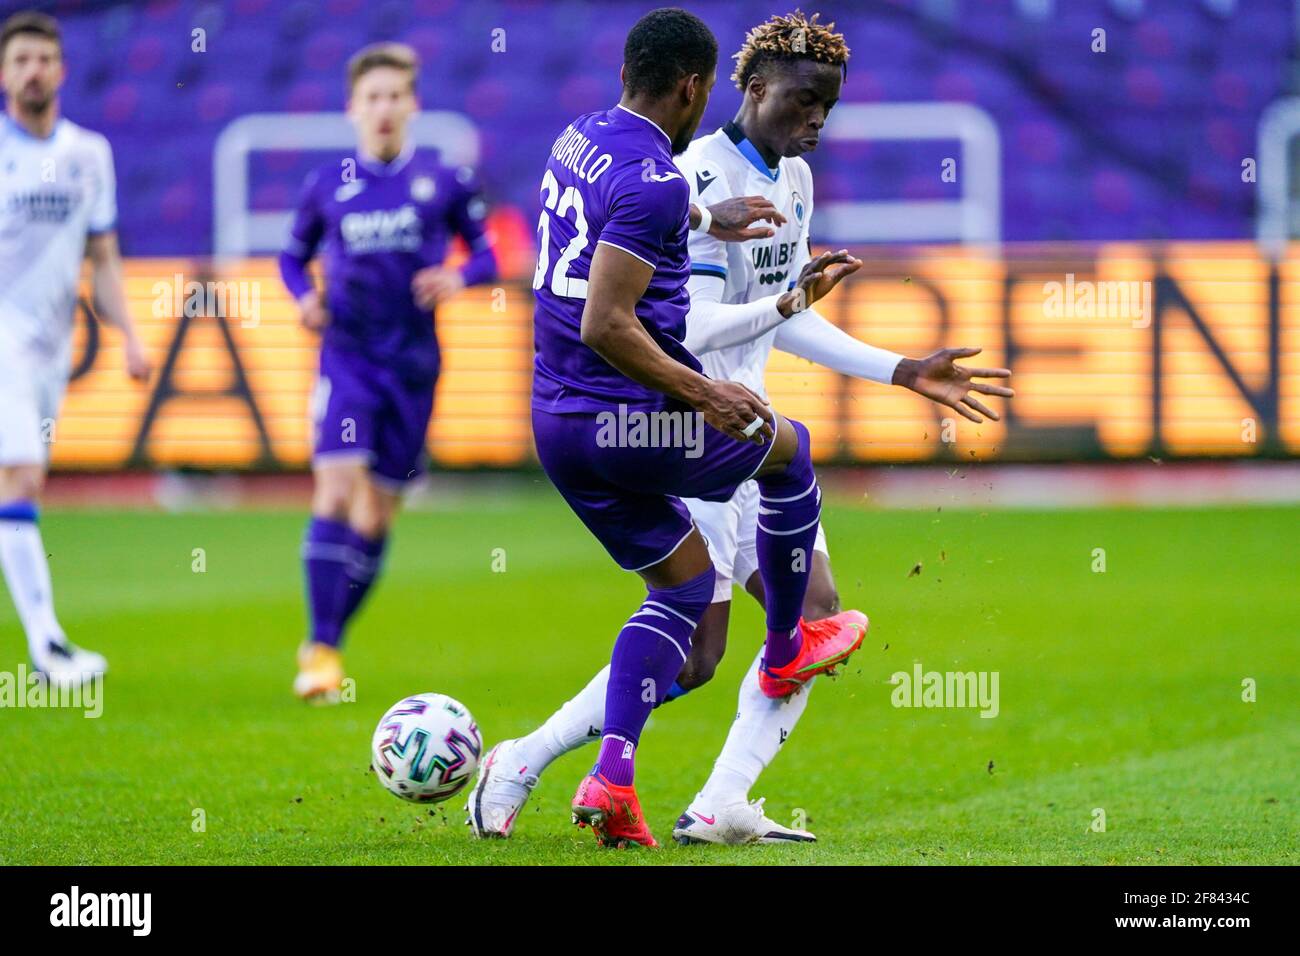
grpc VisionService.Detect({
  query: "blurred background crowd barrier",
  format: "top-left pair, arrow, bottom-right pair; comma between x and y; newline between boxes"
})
36,0 -> 1300,471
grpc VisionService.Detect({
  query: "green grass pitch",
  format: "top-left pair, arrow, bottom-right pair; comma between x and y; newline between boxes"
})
1,491 -> 1296,865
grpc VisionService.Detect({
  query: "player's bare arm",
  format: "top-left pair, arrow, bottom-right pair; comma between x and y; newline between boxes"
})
892,347 -> 1013,423
580,241 -> 773,444
85,231 -> 150,380
680,248 -> 863,357
773,241 -> 1012,421
690,194 -> 787,242
773,304 -> 1015,422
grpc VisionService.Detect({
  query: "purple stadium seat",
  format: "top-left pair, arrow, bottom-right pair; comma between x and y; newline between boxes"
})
44,0 -> 1292,253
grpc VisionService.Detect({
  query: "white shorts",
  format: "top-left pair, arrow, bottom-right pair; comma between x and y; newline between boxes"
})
686,479 -> 830,604
0,363 -> 68,467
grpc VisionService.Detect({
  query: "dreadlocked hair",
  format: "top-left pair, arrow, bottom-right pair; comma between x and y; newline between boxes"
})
731,10 -> 849,91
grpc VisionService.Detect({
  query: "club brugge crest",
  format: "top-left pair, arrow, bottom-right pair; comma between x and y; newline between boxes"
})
791,190 -> 806,226
411,175 -> 436,201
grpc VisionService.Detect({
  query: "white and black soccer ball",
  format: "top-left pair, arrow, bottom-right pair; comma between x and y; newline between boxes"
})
371,693 -> 482,803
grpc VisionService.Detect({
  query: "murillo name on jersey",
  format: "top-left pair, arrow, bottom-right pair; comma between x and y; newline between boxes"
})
549,124 -> 614,183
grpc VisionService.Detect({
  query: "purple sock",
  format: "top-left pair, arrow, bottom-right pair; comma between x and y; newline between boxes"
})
595,734 -> 637,788
339,529 -> 386,630
302,517 -> 352,647
756,418 -> 821,669
596,566 -> 715,786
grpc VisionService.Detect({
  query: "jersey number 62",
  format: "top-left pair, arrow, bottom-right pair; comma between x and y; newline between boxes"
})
533,168 -> 589,300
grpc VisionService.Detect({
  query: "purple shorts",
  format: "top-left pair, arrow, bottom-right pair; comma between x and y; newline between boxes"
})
312,345 -> 435,490
532,403 -> 776,571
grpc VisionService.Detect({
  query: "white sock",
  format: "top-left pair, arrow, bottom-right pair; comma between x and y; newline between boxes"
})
513,665 -> 609,775
0,516 -> 66,660
699,647 -> 814,806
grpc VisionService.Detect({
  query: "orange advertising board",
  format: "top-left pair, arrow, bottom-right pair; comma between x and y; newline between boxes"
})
52,242 -> 1298,470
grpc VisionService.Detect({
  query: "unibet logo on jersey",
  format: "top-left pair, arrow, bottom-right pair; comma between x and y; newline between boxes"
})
753,239 -> 803,286
4,188 -> 80,223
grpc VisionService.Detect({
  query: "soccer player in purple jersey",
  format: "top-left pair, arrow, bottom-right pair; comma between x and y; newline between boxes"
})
278,44 -> 497,702
527,8 -> 867,849
469,11 -> 1014,848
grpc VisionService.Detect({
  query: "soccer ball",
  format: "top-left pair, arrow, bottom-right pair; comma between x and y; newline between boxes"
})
371,693 -> 482,803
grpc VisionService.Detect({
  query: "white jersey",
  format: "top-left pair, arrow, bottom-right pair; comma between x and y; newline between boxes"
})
677,125 -> 813,397
0,115 -> 116,374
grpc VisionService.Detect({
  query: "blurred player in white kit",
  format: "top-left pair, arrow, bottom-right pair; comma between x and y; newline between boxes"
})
0,11 -> 151,685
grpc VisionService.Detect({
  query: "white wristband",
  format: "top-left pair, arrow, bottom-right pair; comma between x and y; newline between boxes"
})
693,204 -> 712,234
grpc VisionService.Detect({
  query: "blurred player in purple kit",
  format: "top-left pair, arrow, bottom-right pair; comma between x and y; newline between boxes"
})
278,43 -> 496,701
524,8 -> 868,849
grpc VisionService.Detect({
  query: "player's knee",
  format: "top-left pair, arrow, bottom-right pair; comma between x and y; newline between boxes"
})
311,482 -> 353,522
0,467 -> 45,503
786,418 -> 813,469
761,417 -> 812,474
757,417 -> 815,491
672,564 -> 716,622
648,565 -> 716,653
348,492 -> 380,536
676,648 -> 720,690
349,484 -> 398,538
350,509 -> 390,540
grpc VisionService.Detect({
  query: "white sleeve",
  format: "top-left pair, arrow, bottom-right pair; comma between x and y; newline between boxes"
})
773,307 -> 904,385
88,136 -> 117,234
684,156 -> 729,281
683,273 -> 789,354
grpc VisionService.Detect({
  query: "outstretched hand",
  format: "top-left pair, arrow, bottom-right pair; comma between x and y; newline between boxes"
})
703,196 -> 788,242
781,249 -> 861,315
893,347 -> 1013,423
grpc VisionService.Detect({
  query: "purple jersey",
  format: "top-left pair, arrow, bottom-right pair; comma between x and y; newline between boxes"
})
281,146 -> 494,382
531,105 -> 696,413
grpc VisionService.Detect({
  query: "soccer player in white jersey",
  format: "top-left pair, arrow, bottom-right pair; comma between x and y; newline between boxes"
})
0,12 -> 151,686
468,12 -> 1012,845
